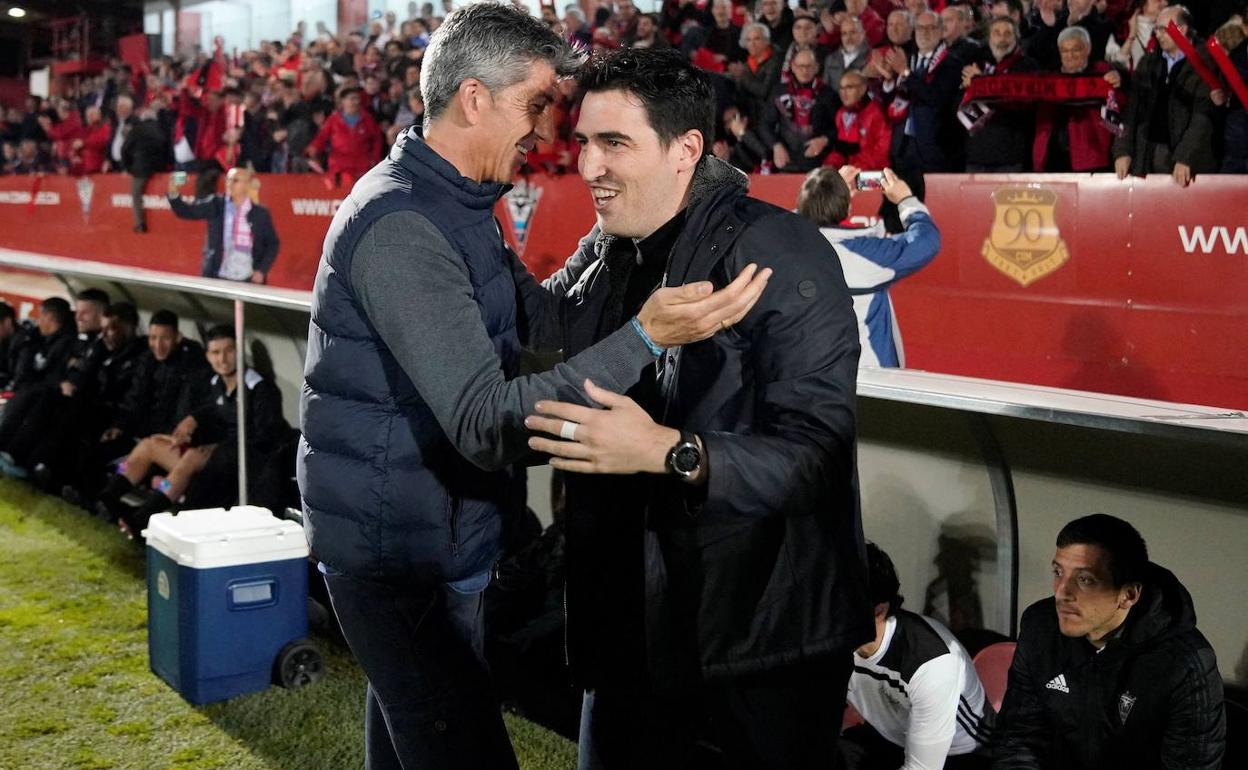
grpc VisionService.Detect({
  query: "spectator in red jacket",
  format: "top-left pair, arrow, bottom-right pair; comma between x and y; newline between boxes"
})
1033,26 -> 1119,171
306,86 -> 382,185
825,70 -> 892,169
40,101 -> 82,171
77,106 -> 112,175
192,90 -> 227,168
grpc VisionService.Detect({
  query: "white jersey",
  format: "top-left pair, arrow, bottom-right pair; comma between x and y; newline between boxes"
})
849,611 -> 992,769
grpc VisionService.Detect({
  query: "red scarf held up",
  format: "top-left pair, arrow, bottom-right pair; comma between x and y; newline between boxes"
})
963,73 -> 1112,104
781,79 -> 824,132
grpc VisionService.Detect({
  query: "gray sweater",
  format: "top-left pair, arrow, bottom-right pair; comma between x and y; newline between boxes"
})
349,210 -> 655,471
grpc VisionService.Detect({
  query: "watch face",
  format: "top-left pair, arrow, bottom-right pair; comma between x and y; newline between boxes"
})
673,444 -> 700,474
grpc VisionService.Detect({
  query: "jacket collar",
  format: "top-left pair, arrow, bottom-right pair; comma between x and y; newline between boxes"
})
592,156 -> 749,268
391,127 -> 509,211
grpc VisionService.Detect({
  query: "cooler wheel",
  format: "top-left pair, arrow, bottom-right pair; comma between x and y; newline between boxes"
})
274,640 -> 323,689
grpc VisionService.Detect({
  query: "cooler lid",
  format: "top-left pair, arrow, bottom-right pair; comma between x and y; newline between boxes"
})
143,506 -> 309,569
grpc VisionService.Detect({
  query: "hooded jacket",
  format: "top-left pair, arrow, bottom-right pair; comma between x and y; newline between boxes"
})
561,157 -> 873,690
114,340 -> 209,439
9,325 -> 76,392
993,563 -> 1225,770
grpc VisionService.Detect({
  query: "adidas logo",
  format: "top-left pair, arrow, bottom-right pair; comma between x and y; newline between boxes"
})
1045,674 -> 1070,694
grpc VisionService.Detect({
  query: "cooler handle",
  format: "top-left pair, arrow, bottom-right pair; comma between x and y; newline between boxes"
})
227,578 -> 279,610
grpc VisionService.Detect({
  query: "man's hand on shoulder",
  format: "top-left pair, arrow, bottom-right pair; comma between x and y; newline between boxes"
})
636,263 -> 772,348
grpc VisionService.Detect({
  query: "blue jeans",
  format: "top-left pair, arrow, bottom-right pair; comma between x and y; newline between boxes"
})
322,570 -> 517,770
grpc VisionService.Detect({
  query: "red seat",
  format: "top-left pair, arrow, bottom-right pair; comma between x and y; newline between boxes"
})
973,641 -> 1017,713
842,702 -> 865,731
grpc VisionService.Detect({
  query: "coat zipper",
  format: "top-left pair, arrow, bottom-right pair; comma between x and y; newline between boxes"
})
447,494 -> 461,556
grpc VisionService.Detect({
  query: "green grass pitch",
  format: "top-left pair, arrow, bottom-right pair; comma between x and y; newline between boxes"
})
0,478 -> 575,770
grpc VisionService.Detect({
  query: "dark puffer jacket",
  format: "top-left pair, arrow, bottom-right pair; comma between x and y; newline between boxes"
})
561,157 -> 873,690
993,563 -> 1225,770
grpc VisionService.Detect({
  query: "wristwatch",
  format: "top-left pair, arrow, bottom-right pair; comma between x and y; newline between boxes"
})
665,431 -> 702,480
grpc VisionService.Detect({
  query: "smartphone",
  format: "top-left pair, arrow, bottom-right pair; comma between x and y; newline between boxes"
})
855,171 -> 885,191
172,170 -> 188,187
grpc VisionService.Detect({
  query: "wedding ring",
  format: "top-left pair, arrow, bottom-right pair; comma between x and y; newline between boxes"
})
559,420 -> 579,441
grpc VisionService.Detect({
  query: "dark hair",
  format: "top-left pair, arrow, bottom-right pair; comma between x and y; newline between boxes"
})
195,167 -> 222,199
0,301 -> 15,324
76,288 -> 111,309
577,48 -> 716,153
990,0 -> 1025,19
149,309 -> 179,330
41,297 -> 73,329
797,167 -> 852,227
865,541 -> 904,616
338,85 -> 363,99
1056,514 -> 1149,588
104,302 -> 139,328
205,324 -> 237,344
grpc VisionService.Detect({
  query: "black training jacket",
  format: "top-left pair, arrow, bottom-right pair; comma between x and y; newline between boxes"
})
993,563 -> 1225,770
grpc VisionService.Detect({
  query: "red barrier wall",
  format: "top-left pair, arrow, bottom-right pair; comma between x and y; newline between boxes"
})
1,172 -> 1245,410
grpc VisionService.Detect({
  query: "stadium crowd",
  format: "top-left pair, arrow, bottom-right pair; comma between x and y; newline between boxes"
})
1,0 -> 1246,188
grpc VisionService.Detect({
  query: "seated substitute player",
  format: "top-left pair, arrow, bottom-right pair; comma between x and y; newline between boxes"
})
992,514 -> 1225,770
842,542 -> 992,770
100,324 -> 285,537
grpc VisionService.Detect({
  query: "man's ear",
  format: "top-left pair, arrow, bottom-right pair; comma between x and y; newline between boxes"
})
674,128 -> 705,172
1119,582 -> 1143,611
454,78 -> 490,127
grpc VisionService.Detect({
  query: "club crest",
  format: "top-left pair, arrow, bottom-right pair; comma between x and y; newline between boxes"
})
982,187 -> 1071,287
76,176 -> 95,220
504,179 -> 543,257
1117,691 -> 1137,724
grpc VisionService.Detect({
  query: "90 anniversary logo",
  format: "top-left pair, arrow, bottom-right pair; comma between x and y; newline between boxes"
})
982,187 -> 1071,287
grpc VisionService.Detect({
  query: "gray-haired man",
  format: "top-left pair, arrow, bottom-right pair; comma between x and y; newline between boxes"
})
297,4 -> 770,768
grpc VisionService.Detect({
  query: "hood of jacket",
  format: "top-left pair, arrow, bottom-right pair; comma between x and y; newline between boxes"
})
1119,562 -> 1199,651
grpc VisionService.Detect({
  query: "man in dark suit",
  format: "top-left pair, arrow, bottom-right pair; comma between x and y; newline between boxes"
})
886,10 -> 965,189
167,167 -> 280,283
1112,5 -> 1218,186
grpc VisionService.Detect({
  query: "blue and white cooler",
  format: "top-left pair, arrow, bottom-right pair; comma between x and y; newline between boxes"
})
144,506 -> 322,704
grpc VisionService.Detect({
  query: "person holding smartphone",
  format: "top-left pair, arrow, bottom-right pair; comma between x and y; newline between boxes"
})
167,166 -> 279,284
797,165 -> 940,368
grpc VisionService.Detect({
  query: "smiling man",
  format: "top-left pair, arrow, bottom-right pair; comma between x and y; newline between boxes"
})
298,5 -> 769,769
525,48 -> 871,769
993,514 -> 1224,770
